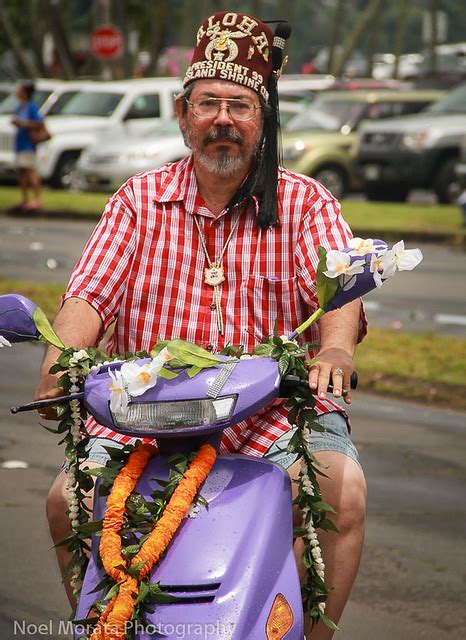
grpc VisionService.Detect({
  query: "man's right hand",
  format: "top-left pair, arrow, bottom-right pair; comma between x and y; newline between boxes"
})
34,373 -> 64,421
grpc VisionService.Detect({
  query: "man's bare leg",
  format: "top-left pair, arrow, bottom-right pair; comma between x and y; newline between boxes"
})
18,168 -> 28,206
288,451 -> 367,639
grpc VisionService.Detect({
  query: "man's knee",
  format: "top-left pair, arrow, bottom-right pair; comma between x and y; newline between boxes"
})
316,451 -> 366,534
292,451 -> 366,534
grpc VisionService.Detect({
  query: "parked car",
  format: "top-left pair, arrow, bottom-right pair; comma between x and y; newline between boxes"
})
455,134 -> 466,191
0,77 -> 181,188
356,82 -> 466,202
282,89 -> 444,199
278,73 -> 335,102
0,82 -> 13,104
372,53 -> 424,81
0,79 -> 93,182
0,78 -> 64,117
75,119 -> 188,192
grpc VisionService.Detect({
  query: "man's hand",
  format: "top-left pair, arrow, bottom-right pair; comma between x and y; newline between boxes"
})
34,372 -> 64,421
308,346 -> 355,404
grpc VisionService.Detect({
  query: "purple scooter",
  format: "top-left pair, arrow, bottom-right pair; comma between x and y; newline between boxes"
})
1,293 -> 354,640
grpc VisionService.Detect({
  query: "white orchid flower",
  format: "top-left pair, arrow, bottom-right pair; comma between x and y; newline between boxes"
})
324,250 -> 365,279
0,335 -> 12,348
108,368 -> 129,415
370,253 -> 386,288
121,347 -> 171,397
69,348 -> 89,366
347,237 -> 378,256
379,241 -> 423,279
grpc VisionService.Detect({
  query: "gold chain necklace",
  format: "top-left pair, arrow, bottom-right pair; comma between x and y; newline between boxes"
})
193,213 -> 241,335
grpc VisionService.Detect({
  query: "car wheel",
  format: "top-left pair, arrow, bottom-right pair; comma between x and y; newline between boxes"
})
50,152 -> 81,190
434,158 -> 461,204
365,184 -> 409,202
313,166 -> 347,200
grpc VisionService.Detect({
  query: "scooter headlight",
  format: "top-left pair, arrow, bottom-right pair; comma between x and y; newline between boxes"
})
111,396 -> 237,432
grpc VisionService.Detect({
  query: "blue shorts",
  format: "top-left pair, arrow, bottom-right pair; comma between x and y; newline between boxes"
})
264,411 -> 360,469
79,411 -> 359,471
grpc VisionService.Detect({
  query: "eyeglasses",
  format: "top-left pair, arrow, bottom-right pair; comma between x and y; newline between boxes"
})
186,97 -> 261,121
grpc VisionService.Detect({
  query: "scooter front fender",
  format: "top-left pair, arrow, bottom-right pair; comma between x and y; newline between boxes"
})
76,455 -> 303,639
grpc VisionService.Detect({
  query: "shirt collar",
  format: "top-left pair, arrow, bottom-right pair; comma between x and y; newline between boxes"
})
152,155 -> 263,220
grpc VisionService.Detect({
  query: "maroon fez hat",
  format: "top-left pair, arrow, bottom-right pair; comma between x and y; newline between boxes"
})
184,12 -> 276,102
184,12 -> 291,228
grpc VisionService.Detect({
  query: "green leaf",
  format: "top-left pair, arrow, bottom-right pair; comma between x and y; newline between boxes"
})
286,428 -> 301,453
75,519 -> 103,535
157,367 -> 178,379
316,246 -> 339,310
187,365 -> 203,378
150,341 -> 169,358
252,343 -> 273,357
312,500 -> 337,514
219,343 -> 244,357
165,339 -> 221,369
33,307 -> 65,350
83,466 -> 119,480
319,517 -> 340,533
320,612 -> 340,631
278,352 -> 290,376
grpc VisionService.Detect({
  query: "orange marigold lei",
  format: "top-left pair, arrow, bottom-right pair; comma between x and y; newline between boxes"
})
89,442 -> 217,640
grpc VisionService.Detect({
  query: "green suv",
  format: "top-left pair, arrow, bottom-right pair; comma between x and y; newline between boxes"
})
282,89 -> 444,199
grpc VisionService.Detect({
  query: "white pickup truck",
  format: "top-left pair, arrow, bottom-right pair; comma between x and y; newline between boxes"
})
0,77 -> 181,189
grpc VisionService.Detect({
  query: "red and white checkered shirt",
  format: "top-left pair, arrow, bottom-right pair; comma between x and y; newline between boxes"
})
64,156 -> 366,456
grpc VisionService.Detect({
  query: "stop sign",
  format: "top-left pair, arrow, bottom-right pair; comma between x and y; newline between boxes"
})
91,25 -> 124,60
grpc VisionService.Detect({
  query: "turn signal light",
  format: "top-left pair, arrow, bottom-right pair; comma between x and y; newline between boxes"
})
266,593 -> 294,639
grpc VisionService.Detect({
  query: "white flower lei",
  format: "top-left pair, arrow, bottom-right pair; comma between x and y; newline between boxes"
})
300,425 -> 326,614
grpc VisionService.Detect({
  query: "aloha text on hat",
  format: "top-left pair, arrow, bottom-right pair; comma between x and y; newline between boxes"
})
183,12 -> 274,102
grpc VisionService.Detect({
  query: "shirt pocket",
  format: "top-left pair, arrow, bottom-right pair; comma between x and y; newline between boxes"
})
240,275 -> 301,343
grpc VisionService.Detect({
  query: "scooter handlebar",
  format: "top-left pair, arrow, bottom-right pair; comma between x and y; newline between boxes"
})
279,371 -> 358,398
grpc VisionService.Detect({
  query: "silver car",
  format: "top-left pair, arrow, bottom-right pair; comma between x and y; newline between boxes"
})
75,119 -> 189,192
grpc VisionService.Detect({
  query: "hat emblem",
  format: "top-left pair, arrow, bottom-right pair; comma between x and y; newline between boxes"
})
205,28 -> 247,62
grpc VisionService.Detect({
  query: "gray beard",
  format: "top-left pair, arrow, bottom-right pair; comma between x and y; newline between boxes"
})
196,151 -> 246,176
182,123 -> 262,178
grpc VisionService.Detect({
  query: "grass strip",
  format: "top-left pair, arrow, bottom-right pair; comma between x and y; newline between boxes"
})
342,200 -> 463,233
1,278 -> 465,412
0,186 -> 464,236
0,186 -> 108,216
355,327 -> 466,411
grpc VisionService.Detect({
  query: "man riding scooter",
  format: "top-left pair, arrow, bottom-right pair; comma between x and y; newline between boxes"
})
35,12 -> 367,639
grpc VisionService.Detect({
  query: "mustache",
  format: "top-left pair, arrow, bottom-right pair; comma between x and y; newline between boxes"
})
203,126 -> 243,146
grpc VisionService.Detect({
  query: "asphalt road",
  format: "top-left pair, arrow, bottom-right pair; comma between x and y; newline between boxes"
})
0,344 -> 465,639
1,215 -> 466,337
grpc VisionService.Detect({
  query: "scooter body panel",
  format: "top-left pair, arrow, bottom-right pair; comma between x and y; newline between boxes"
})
76,454 -> 303,639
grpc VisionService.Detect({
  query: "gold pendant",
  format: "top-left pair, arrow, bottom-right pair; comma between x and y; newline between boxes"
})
204,263 -> 225,287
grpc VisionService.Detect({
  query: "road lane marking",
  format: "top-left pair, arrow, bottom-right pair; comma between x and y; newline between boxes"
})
434,314 -> 466,326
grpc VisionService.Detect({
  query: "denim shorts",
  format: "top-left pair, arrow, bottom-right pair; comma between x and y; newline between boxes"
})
81,411 -> 359,471
263,411 -> 360,469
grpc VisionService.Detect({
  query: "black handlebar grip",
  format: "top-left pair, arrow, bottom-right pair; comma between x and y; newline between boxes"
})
279,371 -> 358,398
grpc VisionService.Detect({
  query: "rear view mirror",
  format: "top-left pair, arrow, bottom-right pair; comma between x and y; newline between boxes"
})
0,294 -> 39,343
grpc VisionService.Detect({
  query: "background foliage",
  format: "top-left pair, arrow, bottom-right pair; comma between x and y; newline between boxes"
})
1,0 -> 465,80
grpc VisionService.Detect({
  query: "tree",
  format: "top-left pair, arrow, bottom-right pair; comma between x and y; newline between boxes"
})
40,0 -> 77,79
332,0 -> 385,77
392,0 -> 409,78
327,0 -> 347,74
0,0 -> 40,77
